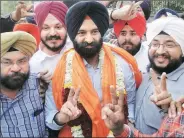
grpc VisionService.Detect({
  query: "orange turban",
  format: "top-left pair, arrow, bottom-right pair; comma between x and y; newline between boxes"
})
113,13 -> 146,38
13,23 -> 40,47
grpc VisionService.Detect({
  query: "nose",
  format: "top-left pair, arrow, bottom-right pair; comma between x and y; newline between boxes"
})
10,64 -> 21,72
49,28 -> 57,36
85,33 -> 93,44
156,45 -> 165,54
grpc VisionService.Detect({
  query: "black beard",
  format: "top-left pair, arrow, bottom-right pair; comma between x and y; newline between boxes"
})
148,53 -> 183,74
118,41 -> 141,56
73,38 -> 103,59
41,35 -> 67,52
1,71 -> 29,90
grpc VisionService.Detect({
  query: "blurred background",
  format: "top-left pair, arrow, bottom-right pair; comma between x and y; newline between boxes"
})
1,0 -> 184,18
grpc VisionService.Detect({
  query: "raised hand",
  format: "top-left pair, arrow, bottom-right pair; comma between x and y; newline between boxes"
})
111,1 -> 143,21
55,87 -> 82,125
101,85 -> 125,136
11,1 -> 34,21
150,68 -> 172,109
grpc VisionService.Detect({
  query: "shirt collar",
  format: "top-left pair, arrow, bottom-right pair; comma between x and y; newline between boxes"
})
83,58 -> 100,69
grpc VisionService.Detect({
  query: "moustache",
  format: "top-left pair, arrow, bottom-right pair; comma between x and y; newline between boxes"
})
153,53 -> 170,59
46,35 -> 61,41
122,41 -> 134,46
77,41 -> 98,49
10,72 -> 25,78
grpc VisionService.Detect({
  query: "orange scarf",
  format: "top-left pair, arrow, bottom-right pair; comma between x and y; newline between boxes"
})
52,44 -> 142,137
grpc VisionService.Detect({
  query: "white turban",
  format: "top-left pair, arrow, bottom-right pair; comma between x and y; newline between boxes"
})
146,17 -> 184,54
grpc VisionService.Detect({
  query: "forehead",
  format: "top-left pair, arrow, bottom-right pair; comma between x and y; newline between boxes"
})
153,34 -> 176,42
43,13 -> 63,26
79,19 -> 98,31
2,51 -> 27,60
122,25 -> 135,32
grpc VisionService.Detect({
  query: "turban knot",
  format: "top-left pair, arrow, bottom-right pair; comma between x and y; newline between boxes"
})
114,13 -> 146,38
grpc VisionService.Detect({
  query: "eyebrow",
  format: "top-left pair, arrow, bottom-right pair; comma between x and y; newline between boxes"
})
2,57 -> 27,61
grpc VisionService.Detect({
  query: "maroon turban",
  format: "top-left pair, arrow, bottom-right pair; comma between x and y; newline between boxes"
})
113,13 -> 146,38
34,1 -> 68,31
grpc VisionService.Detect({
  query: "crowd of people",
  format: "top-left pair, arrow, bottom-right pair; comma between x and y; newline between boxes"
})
1,1 -> 184,137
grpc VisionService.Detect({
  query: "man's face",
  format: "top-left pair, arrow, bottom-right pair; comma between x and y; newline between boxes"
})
148,34 -> 183,74
117,25 -> 141,56
1,51 -> 30,90
74,19 -> 103,58
41,14 -> 67,52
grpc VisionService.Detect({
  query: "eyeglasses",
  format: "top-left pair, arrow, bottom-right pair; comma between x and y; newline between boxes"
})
149,41 -> 179,50
1,57 -> 29,67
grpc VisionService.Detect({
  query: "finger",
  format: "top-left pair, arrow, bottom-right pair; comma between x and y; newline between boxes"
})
63,102 -> 78,116
177,97 -> 184,104
175,101 -> 182,116
40,72 -> 52,80
117,89 -> 124,109
26,4 -> 33,11
169,101 -> 177,118
156,93 -> 171,103
101,105 -> 109,120
150,68 -> 159,86
67,87 -> 75,101
110,85 -> 118,105
24,12 -> 35,17
156,96 -> 172,106
127,2 -> 135,15
160,72 -> 167,91
150,94 -> 157,103
39,69 -> 49,76
61,106 -> 73,117
73,86 -> 81,105
168,108 -> 172,118
101,105 -> 115,121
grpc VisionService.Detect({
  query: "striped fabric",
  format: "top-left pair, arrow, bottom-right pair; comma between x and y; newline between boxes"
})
0,74 -> 47,137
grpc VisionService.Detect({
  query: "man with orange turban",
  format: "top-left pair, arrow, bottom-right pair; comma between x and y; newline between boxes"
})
113,13 -> 149,73
48,1 -> 142,137
13,23 -> 40,48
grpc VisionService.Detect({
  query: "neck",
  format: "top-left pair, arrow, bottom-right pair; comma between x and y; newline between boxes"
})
40,43 -> 61,56
1,87 -> 19,99
85,54 -> 99,69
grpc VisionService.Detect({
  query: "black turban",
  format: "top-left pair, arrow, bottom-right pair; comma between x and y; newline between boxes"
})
65,1 -> 109,42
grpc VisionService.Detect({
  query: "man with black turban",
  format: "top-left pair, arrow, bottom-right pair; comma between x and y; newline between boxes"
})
47,1 -> 142,137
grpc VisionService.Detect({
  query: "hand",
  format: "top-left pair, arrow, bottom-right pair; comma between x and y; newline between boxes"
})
150,68 -> 172,110
11,1 -> 34,21
38,69 -> 52,83
109,39 -> 118,45
168,97 -> 184,118
56,87 -> 82,124
112,1 -> 143,21
101,85 -> 125,136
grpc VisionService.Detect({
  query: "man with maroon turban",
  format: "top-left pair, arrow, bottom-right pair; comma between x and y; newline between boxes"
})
113,13 -> 149,73
28,1 -> 72,137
